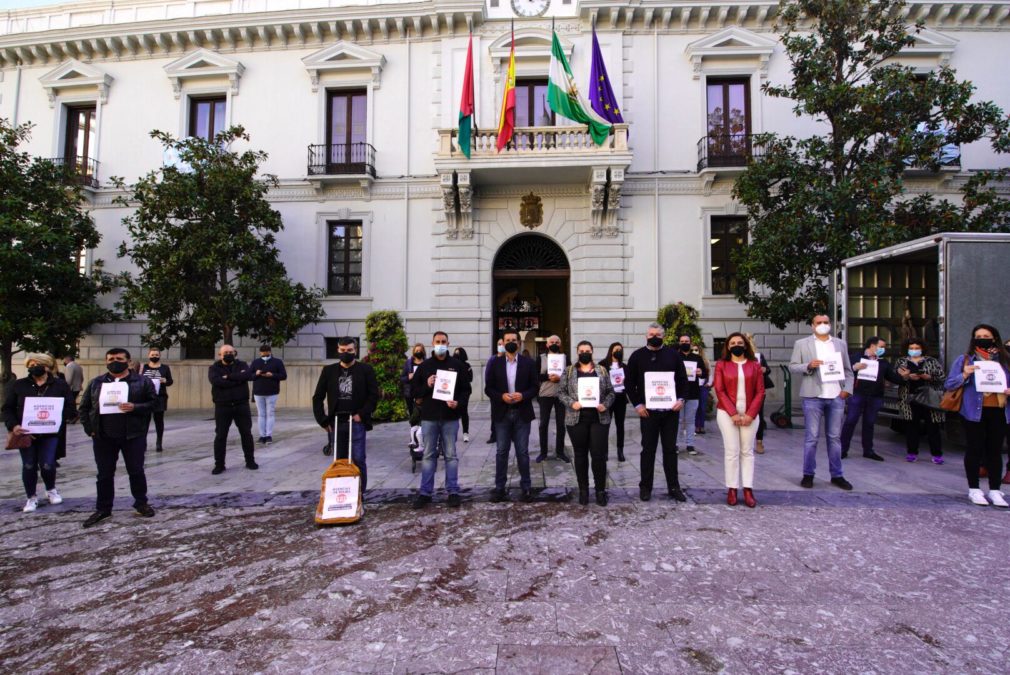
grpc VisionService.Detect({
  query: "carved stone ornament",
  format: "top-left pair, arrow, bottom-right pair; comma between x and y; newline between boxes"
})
520,192 -> 543,230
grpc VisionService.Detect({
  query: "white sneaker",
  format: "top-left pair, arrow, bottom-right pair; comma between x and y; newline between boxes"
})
46,488 -> 63,505
23,497 -> 38,513
463,433 -> 470,443
968,489 -> 990,506
988,490 -> 1009,508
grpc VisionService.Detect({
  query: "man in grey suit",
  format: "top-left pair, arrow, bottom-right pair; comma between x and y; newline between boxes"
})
789,314 -> 854,490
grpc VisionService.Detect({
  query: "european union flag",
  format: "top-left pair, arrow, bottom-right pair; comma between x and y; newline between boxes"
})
589,28 -> 624,124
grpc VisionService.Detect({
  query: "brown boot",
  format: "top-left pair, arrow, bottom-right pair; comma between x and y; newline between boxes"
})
755,440 -> 765,454
1002,470 -> 1010,485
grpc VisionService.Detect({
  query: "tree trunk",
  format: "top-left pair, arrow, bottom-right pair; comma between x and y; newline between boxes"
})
223,324 -> 234,346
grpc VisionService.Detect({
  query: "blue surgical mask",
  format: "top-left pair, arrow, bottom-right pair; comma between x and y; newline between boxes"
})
875,347 -> 885,358
434,345 -> 449,357
908,349 -> 922,358
497,345 -> 505,355
260,355 -> 271,362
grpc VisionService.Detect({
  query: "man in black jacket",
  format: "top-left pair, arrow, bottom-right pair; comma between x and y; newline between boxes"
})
78,348 -> 157,528
485,328 -> 539,502
208,344 -> 256,474
312,337 -> 379,490
250,344 -> 287,445
841,336 -> 895,461
625,323 -> 689,502
410,331 -> 472,508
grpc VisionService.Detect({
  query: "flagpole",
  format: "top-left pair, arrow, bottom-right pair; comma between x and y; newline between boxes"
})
471,31 -> 477,134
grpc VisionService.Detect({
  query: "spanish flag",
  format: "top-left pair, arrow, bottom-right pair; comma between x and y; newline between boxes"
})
496,26 -> 516,152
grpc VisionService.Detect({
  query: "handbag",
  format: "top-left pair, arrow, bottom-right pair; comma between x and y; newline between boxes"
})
939,386 -> 964,412
5,431 -> 33,450
911,386 -> 945,411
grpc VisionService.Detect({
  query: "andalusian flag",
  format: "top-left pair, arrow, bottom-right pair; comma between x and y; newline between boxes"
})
547,31 -> 612,145
458,33 -> 475,158
496,28 -> 516,152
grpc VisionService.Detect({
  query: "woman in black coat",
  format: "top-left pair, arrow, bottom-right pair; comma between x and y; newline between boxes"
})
453,347 -> 475,443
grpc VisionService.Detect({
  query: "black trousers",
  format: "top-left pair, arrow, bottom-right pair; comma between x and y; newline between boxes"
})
640,411 -> 680,492
612,393 -> 627,452
538,396 -> 566,455
153,411 -> 165,445
568,415 -> 609,491
756,402 -> 767,441
906,403 -> 942,456
93,435 -> 148,513
964,407 -> 1007,490
460,403 -> 470,434
214,402 -> 255,466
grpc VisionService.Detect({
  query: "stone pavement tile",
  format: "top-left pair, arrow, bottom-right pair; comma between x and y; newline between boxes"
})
553,602 -> 671,646
496,643 -> 622,674
144,636 -> 391,674
375,640 -> 497,674
615,642 -> 752,675
729,643 -> 978,675
881,601 -> 1010,655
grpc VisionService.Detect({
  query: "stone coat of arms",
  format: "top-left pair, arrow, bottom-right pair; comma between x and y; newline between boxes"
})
520,193 -> 543,230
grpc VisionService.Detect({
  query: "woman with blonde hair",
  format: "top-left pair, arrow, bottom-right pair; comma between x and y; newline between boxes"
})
2,353 -> 76,512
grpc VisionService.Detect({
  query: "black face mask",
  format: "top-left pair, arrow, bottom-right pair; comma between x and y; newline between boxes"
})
730,346 -> 747,357
578,353 -> 593,364
548,344 -> 561,353
413,351 -> 424,358
28,365 -> 47,378
679,343 -> 691,353
149,357 -> 160,363
647,337 -> 663,348
613,350 -> 623,362
108,361 -> 129,374
975,338 -> 995,350
504,342 -> 519,354
222,354 -> 236,364
339,352 -> 356,364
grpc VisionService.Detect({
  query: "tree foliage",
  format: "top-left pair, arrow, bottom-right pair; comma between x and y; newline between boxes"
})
657,303 -> 703,347
363,310 -> 409,423
733,0 -> 1010,328
114,127 -> 324,347
0,119 -> 114,389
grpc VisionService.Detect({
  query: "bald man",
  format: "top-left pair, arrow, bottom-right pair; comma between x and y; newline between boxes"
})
208,344 -> 257,474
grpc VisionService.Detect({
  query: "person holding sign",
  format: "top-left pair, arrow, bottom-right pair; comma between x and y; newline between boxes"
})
713,334 -> 765,508
625,323 -> 689,502
789,315 -> 854,491
558,342 -> 616,506
410,331 -> 471,509
677,334 -> 709,456
77,348 -> 157,528
602,342 -> 627,462
840,337 -> 894,462
2,353 -> 76,513
894,337 -> 946,464
484,329 -> 540,503
536,335 -> 570,464
140,348 -> 173,452
944,324 -> 1010,507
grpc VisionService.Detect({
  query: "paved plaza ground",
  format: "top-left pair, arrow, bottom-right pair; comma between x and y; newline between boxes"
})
2,405 -> 1009,673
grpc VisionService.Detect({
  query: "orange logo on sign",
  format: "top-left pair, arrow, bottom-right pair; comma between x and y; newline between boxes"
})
656,385 -> 666,396
38,410 -> 50,420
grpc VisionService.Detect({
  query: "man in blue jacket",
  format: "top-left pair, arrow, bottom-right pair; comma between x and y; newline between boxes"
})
250,344 -> 287,445
485,328 -> 539,502
208,344 -> 256,474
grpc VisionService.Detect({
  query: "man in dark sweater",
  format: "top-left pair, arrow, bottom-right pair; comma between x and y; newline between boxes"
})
208,344 -> 256,474
410,331 -> 472,509
250,344 -> 287,445
841,336 -> 895,461
312,337 -> 379,490
78,348 -> 157,528
625,323 -> 689,502
676,333 -> 709,455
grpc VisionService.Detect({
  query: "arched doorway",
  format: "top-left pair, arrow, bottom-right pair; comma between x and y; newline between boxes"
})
492,234 -> 570,357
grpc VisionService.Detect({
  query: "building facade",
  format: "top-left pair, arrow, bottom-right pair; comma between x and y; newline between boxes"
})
2,0 -> 1008,407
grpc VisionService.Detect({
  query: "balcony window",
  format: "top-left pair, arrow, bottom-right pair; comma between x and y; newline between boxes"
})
702,78 -> 752,169
328,221 -> 363,295
710,216 -> 748,296
189,96 -> 226,141
58,104 -> 99,188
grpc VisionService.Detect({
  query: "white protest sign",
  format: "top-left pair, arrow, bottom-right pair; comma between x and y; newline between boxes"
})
819,353 -> 845,383
99,381 -> 129,414
578,377 -> 600,408
322,475 -> 360,517
21,397 -> 64,433
645,372 -> 676,410
432,369 -> 458,402
547,354 -> 565,378
857,359 -> 879,382
974,360 -> 1008,394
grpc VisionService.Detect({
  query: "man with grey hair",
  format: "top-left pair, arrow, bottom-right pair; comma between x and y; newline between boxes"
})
626,323 -> 689,501
536,334 -> 570,463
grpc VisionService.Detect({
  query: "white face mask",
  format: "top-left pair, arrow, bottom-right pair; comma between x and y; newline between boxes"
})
814,324 -> 831,336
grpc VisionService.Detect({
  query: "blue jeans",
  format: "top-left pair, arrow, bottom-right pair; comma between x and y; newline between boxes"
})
695,387 -> 709,429
681,399 -> 700,446
802,397 -> 846,478
420,419 -> 459,496
255,394 -> 279,437
20,434 -> 59,498
840,394 -> 885,456
494,409 -> 532,491
327,417 -> 368,491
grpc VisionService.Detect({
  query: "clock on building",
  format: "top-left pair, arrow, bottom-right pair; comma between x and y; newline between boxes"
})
510,0 -> 550,18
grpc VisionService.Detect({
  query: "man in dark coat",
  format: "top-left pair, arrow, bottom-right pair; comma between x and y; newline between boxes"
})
208,344 -> 256,474
485,328 -> 539,502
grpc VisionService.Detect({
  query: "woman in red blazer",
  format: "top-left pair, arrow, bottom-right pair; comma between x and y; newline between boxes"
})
713,332 -> 766,507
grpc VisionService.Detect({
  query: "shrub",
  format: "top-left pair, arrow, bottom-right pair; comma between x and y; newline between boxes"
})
657,302 -> 702,348
363,310 -> 409,422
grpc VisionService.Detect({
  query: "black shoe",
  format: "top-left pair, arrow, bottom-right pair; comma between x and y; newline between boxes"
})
265,436 -> 273,445
155,445 -> 163,453
412,494 -> 432,509
321,444 -> 330,456
521,489 -> 534,503
639,487 -> 652,502
534,453 -> 547,463
841,451 -> 849,459
212,465 -> 226,475
863,452 -> 885,462
556,451 -> 571,463
258,436 -> 266,444
54,460 -> 61,468
596,490 -> 608,507
673,444 -> 680,454
800,475 -> 814,488
489,489 -> 509,503
686,446 -> 699,456
831,477 -> 853,491
83,511 -> 111,528
246,461 -> 259,470
668,487 -> 687,502
447,493 -> 462,508
617,449 -> 626,462
487,436 -> 496,444
578,488 -> 590,506
135,503 -> 155,518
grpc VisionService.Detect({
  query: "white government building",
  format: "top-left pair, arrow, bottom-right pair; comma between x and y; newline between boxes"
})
2,0 -> 1008,407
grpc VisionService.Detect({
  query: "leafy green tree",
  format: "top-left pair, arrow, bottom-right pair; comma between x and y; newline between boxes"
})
364,310 -> 409,423
657,303 -> 703,347
113,126 -> 324,347
733,0 -> 1010,328
0,119 -> 114,391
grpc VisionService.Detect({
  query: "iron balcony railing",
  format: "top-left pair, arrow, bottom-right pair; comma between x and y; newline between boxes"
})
307,142 -> 376,177
49,155 -> 100,189
697,133 -> 764,172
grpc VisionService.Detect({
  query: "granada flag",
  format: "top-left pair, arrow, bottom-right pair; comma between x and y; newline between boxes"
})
496,26 -> 516,152
458,33 -> 475,158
